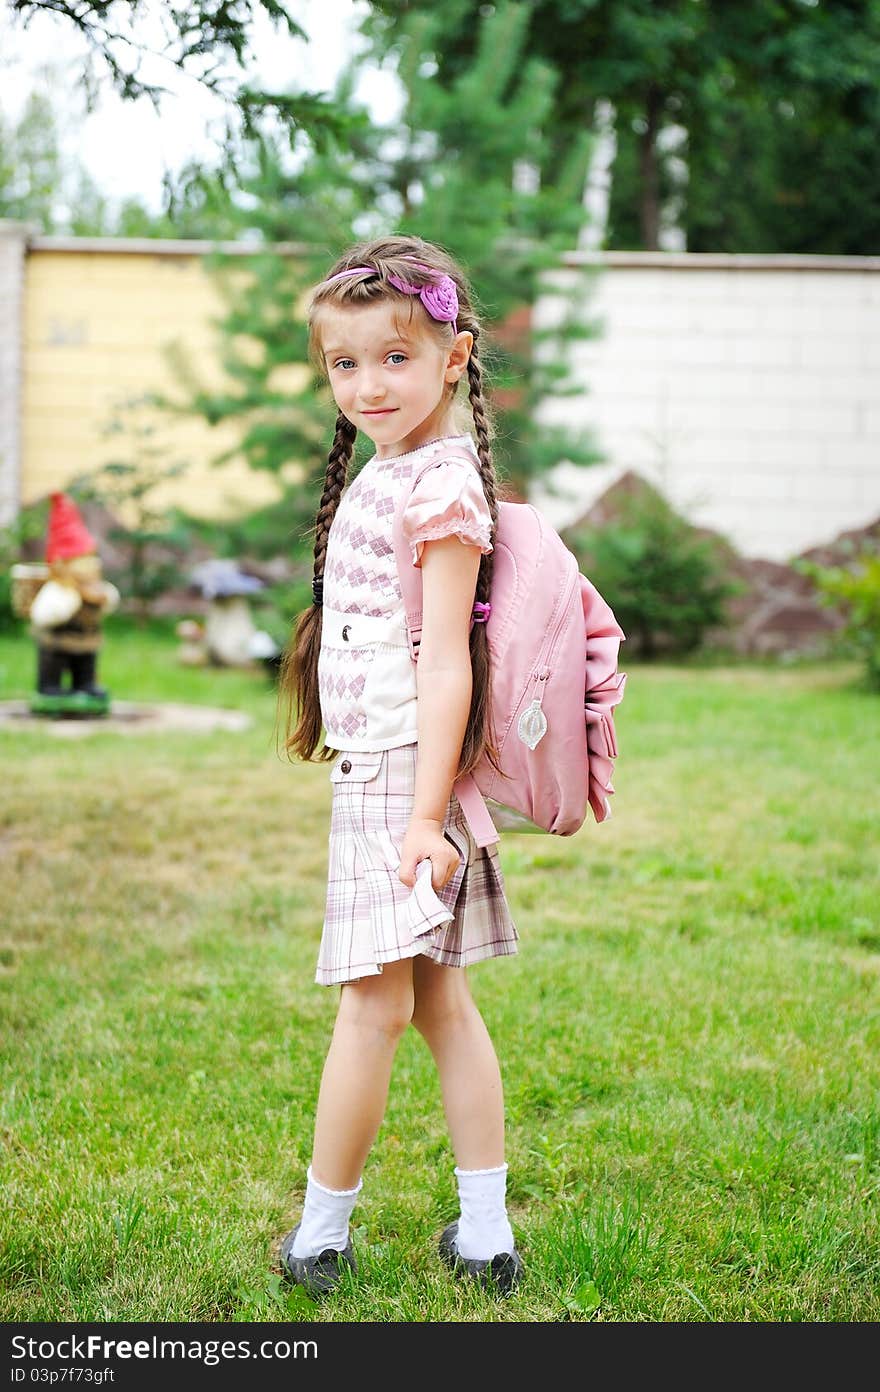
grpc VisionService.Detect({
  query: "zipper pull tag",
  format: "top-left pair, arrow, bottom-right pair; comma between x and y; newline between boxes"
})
518,698 -> 548,750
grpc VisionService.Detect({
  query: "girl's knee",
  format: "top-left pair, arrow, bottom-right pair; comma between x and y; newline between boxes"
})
411,957 -> 472,1036
338,958 -> 415,1038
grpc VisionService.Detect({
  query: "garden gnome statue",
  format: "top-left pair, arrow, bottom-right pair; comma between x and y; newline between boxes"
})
24,492 -> 120,715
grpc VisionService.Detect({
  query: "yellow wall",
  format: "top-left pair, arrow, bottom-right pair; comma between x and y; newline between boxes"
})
21,248 -> 306,528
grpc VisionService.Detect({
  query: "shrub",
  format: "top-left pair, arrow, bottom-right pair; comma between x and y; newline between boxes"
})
73,463 -> 194,622
0,503 -> 49,634
564,488 -> 740,659
794,542 -> 880,691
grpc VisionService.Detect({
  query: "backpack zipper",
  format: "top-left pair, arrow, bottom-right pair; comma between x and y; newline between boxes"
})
515,559 -> 579,748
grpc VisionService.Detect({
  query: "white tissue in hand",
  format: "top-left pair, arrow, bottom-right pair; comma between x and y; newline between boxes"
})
403,858 -> 454,936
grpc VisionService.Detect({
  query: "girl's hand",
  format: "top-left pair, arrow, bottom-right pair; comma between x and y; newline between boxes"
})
398,818 -> 461,891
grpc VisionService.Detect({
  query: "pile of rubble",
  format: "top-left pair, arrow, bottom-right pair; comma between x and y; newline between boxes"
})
561,470 -> 877,660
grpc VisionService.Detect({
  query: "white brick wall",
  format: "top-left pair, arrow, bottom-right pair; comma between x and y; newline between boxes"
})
532,252 -> 880,561
0,221 -> 32,527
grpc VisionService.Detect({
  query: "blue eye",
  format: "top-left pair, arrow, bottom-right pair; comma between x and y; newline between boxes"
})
334,358 -> 355,370
388,353 -> 407,364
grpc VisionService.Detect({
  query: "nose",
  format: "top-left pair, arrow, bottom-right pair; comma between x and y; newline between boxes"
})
358,368 -> 386,404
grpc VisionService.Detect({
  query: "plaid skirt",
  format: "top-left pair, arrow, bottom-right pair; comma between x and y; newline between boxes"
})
316,743 -> 519,986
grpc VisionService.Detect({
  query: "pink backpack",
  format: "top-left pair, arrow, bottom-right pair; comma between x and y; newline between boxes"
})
392,447 -> 627,847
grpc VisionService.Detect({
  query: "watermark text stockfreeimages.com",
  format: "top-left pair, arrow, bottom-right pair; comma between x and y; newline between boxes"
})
10,1334 -> 317,1369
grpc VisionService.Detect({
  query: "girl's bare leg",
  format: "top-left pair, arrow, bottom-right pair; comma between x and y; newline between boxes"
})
309,957 -> 414,1190
410,954 -> 506,1168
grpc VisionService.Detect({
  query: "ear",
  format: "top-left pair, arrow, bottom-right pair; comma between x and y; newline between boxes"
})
445,330 -> 473,384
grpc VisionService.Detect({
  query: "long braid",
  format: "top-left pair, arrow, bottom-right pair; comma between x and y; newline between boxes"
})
275,412 -> 357,762
461,338 -> 504,779
466,339 -> 497,634
313,412 -> 357,590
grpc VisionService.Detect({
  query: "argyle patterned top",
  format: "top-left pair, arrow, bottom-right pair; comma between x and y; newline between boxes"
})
318,433 -> 493,750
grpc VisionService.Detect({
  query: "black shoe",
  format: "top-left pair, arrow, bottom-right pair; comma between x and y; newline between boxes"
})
438,1221 -> 523,1295
280,1222 -> 357,1298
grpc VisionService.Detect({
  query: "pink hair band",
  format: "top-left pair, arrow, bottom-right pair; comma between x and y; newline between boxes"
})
322,263 -> 459,335
323,266 -> 378,285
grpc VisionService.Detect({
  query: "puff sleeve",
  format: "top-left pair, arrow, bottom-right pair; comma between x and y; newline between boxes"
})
401,459 -> 494,569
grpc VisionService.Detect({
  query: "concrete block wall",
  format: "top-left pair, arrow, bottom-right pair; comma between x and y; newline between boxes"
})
2,238 -> 878,561
531,252 -> 880,561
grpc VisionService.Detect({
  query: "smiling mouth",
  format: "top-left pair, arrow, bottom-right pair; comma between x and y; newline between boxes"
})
362,408 -> 396,415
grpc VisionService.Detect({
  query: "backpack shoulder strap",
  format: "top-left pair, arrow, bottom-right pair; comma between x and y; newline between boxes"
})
452,773 -> 501,847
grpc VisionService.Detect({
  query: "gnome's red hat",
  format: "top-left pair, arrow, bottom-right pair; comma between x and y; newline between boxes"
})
45,492 -> 97,562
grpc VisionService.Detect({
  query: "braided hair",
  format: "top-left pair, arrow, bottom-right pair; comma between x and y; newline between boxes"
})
275,234 -> 503,781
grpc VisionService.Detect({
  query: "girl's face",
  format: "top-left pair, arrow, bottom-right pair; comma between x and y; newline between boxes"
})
319,301 -> 472,458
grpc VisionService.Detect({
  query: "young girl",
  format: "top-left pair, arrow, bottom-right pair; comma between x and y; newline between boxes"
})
275,234 -> 522,1298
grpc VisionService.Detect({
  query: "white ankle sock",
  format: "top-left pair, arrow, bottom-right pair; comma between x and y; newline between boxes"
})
290,1165 -> 363,1258
454,1163 -> 515,1261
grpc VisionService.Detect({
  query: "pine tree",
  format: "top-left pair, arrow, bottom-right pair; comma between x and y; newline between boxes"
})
358,0 -> 604,493
156,0 -> 604,544
152,106 -> 377,549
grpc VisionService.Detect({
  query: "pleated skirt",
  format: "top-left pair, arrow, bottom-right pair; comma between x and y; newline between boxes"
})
316,743 -> 519,986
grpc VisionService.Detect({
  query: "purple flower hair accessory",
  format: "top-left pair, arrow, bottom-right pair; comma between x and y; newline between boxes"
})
387,263 -> 460,331
322,260 -> 459,334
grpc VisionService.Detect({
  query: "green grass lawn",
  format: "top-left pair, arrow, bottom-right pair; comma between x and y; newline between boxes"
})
1,619 -> 878,1322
